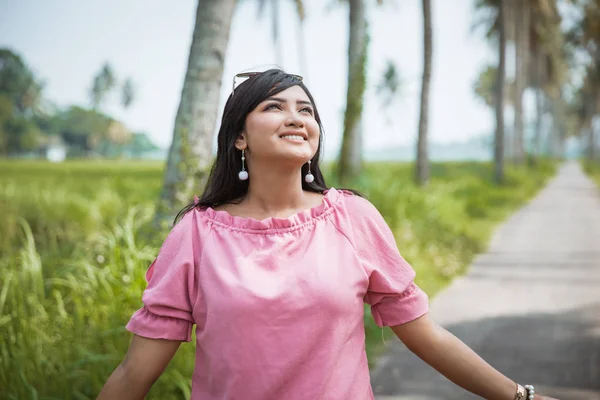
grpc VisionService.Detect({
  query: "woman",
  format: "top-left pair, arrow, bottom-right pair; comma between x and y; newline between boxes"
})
98,69 -> 556,400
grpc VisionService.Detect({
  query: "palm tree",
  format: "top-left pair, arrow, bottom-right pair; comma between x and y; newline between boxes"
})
90,62 -> 116,110
475,0 -> 568,165
293,0 -> 309,78
529,0 -> 569,159
495,0 -> 507,184
473,0 -> 508,181
473,64 -> 517,109
576,0 -> 600,161
256,0 -> 307,73
528,1 -> 552,156
578,74 -> 597,160
512,0 -> 529,165
256,0 -> 283,65
338,0 -> 368,184
121,78 -> 135,109
415,0 -> 433,185
154,0 -> 237,227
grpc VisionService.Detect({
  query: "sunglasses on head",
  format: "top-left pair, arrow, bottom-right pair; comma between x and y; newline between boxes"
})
232,71 -> 303,96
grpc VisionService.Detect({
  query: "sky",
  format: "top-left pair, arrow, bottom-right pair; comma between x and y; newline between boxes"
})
0,0 -> 499,159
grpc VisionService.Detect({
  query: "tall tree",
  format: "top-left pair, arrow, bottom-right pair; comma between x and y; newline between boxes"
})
527,0 -> 566,158
121,78 -> 135,109
474,0 -> 567,164
495,0 -> 507,184
90,63 -> 116,110
154,0 -> 237,227
415,0 -> 433,185
338,0 -> 368,184
575,65 -> 600,162
512,0 -> 530,164
293,0 -> 309,78
0,48 -> 43,116
0,49 -> 45,154
256,0 -> 306,70
571,0 -> 600,161
271,0 -> 283,66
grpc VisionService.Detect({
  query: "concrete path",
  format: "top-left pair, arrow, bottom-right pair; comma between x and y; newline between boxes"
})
370,162 -> 600,400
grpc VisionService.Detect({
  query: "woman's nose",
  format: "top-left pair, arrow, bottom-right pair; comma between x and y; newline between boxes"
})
285,113 -> 304,128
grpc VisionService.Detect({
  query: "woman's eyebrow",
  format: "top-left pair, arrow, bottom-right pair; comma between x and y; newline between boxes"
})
265,97 -> 312,106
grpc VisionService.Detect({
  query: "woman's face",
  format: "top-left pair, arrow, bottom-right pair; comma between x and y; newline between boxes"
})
237,85 -> 320,167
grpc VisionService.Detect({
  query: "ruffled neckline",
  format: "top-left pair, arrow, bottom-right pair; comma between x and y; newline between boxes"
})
198,188 -> 342,232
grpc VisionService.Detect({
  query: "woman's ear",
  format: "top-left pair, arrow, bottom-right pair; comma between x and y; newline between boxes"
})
235,133 -> 247,151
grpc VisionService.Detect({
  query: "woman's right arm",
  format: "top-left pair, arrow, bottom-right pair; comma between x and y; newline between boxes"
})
97,335 -> 182,400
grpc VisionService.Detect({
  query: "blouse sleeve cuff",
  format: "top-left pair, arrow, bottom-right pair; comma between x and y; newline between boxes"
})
126,307 -> 193,342
370,283 -> 429,327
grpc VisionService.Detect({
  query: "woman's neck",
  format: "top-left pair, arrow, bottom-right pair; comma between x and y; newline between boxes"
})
244,164 -> 307,215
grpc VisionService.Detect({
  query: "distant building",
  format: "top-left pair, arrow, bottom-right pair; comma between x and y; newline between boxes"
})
43,136 -> 67,162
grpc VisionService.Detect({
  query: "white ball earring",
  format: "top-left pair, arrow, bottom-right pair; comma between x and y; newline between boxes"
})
238,149 -> 248,181
304,160 -> 314,183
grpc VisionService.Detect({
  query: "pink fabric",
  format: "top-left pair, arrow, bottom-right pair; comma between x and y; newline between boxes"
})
126,188 -> 429,399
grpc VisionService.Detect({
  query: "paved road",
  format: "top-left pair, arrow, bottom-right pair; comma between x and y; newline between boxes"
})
370,162 -> 600,400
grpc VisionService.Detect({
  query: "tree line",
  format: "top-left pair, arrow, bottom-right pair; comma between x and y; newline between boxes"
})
155,0 -> 600,225
1,0 -> 599,223
0,50 -> 158,158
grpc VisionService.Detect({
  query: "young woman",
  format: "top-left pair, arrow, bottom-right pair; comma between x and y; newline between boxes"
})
98,69 -> 556,400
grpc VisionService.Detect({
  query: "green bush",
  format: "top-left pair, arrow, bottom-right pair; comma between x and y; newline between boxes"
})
0,159 -> 556,399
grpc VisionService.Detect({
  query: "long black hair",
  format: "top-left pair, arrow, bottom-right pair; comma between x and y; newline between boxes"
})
174,69 -> 346,225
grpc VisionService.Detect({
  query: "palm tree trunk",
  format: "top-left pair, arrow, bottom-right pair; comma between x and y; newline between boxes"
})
271,0 -> 283,66
513,0 -> 529,164
291,1 -> 307,78
296,16 -> 309,80
587,99 -> 596,161
533,51 -> 544,157
535,88 -> 544,156
154,0 -> 236,228
415,0 -> 433,185
503,0 -> 516,161
338,0 -> 367,184
495,0 -> 507,184
549,94 -> 562,158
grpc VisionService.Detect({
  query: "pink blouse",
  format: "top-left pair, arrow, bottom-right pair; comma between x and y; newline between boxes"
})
126,188 -> 429,399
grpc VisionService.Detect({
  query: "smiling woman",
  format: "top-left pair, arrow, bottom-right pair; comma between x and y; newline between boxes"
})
184,69 -> 333,212
98,69 -> 556,400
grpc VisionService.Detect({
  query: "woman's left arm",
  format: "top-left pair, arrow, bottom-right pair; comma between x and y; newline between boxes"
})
391,313 -> 557,400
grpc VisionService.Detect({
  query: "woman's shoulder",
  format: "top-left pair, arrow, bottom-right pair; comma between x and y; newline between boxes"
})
336,188 -> 380,217
168,204 -> 214,241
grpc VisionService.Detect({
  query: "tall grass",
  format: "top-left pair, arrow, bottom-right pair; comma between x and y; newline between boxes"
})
0,159 -> 556,399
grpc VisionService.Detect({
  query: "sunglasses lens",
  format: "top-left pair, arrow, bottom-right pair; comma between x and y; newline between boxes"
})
232,72 -> 303,95
233,72 -> 259,94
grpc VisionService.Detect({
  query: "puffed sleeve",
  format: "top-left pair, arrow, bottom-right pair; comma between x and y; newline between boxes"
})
346,195 -> 429,327
126,210 -> 199,342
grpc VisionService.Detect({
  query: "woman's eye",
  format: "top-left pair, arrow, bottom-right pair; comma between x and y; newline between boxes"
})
265,103 -> 282,110
300,107 -> 314,115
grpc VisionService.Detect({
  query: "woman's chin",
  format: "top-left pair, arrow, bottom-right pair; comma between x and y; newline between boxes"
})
269,146 -> 314,163
287,150 -> 315,164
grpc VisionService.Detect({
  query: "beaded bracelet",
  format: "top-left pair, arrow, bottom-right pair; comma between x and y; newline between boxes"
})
514,383 -> 535,400
524,384 -> 535,400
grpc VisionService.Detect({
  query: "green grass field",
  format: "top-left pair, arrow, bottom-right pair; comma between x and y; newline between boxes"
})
0,158 -> 557,400
583,160 -> 600,186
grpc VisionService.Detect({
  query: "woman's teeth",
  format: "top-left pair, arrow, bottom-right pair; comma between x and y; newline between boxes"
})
280,135 -> 305,141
